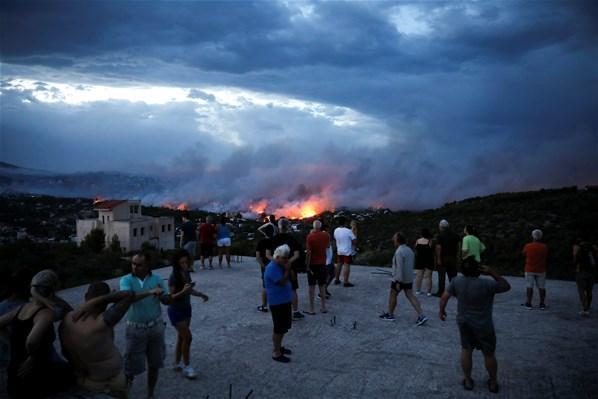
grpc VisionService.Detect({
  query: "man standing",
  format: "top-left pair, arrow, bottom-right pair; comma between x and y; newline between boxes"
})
264,244 -> 294,363
333,216 -> 356,287
379,233 -> 428,325
434,219 -> 460,297
198,216 -> 216,270
521,229 -> 548,310
119,253 -> 170,399
305,220 -> 330,314
60,282 -> 161,398
439,259 -> 511,393
267,218 -> 304,320
255,228 -> 274,312
179,215 -> 197,272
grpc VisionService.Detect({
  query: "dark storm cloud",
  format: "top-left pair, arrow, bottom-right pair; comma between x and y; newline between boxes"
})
0,0 -> 597,211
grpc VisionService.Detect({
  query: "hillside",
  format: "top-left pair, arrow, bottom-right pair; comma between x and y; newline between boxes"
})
351,186 -> 598,279
0,186 -> 596,290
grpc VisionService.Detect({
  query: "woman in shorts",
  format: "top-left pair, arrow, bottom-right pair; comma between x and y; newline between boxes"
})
216,215 -> 232,268
168,250 -> 209,379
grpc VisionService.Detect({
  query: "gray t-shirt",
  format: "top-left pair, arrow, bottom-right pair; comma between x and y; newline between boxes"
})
447,276 -> 499,329
392,244 -> 415,283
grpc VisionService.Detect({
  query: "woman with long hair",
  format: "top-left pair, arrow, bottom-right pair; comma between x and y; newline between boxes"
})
414,228 -> 434,296
167,250 -> 209,379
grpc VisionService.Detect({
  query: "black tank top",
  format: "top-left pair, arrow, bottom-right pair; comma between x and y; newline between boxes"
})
7,305 -> 56,397
415,240 -> 434,268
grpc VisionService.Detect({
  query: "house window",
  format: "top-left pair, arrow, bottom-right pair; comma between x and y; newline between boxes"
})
130,206 -> 134,214
161,225 -> 165,233
141,227 -> 145,236
107,216 -> 110,221
133,228 -> 137,237
102,215 -> 105,223
168,224 -> 171,231
150,226 -> 153,232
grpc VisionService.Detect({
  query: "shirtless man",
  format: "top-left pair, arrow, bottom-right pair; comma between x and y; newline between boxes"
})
60,282 -> 161,398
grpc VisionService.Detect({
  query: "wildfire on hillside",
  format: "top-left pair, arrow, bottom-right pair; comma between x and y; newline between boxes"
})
163,202 -> 188,211
93,196 -> 106,204
248,195 -> 334,220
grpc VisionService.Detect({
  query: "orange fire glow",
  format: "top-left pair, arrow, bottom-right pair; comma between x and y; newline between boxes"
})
249,195 -> 334,220
163,202 -> 188,211
93,196 -> 106,204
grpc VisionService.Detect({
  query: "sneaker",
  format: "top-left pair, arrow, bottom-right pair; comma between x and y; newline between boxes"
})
292,311 -> 305,320
539,304 -> 546,310
333,279 -> 341,285
343,282 -> 355,288
173,362 -> 183,372
522,303 -> 533,310
426,292 -> 432,297
416,314 -> 429,326
416,291 -> 422,295
257,305 -> 268,313
183,366 -> 198,379
317,293 -> 331,300
379,312 -> 395,321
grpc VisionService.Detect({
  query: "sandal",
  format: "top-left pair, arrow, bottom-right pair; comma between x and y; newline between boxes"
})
487,379 -> 499,394
462,378 -> 474,391
257,305 -> 268,313
281,347 -> 292,355
272,354 -> 290,363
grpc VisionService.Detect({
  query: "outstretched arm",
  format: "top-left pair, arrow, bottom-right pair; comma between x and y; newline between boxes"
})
101,291 -> 137,328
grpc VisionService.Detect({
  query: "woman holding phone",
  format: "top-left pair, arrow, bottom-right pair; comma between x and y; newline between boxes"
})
168,249 -> 209,379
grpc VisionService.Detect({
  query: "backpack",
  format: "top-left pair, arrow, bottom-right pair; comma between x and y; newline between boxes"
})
577,243 -> 596,273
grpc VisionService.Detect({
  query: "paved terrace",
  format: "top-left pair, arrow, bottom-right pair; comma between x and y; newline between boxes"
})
2,258 -> 597,398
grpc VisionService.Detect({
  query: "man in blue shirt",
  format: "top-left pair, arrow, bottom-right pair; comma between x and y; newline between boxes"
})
120,252 -> 170,399
264,244 -> 293,363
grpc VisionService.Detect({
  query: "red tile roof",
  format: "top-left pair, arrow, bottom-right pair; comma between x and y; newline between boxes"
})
93,200 -> 127,210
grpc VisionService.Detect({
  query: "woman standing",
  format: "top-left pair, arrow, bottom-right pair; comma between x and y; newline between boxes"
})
216,215 -> 233,268
414,228 -> 434,296
168,250 -> 209,379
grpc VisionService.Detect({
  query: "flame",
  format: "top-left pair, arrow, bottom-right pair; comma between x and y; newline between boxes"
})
93,196 -> 106,204
162,202 -> 188,211
248,199 -> 268,215
249,193 -> 334,219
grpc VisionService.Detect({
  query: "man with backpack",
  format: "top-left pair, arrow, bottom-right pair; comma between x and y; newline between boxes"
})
573,232 -> 597,317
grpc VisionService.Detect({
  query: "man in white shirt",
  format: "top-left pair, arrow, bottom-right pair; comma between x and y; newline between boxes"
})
333,217 -> 357,287
379,232 -> 428,325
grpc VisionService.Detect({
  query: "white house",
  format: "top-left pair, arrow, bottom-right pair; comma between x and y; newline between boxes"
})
76,199 -> 175,252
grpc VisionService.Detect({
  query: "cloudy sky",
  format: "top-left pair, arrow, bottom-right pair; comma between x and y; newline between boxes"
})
1,1 -> 597,213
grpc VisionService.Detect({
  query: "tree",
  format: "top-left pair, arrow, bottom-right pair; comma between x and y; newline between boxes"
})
81,228 -> 105,254
109,234 -> 121,253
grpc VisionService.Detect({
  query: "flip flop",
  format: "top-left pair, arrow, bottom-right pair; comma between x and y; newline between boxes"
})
281,347 -> 292,355
487,379 -> 499,393
272,354 -> 290,363
462,378 -> 474,391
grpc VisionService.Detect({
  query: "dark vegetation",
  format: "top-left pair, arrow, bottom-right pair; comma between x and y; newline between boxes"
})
0,186 -> 596,297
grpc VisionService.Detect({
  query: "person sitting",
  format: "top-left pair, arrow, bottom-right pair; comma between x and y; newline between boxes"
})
0,269 -> 74,398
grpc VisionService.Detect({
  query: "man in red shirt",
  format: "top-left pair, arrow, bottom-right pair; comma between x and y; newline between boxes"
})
522,229 -> 548,310
199,216 -> 217,270
305,220 -> 330,314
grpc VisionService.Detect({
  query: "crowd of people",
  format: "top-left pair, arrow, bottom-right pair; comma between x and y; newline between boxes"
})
0,215 -> 596,398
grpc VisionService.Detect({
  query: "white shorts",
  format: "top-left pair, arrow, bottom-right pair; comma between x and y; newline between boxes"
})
217,238 -> 231,247
525,272 -> 546,289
